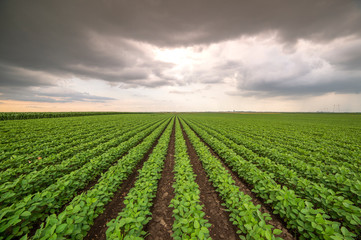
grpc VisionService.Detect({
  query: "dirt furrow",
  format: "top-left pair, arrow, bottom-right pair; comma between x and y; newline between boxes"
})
84,123 -> 169,240
28,145 -> 139,240
52,121 -> 168,217
186,121 -> 297,240
145,121 -> 176,240
56,132 -> 153,215
180,122 -> 240,240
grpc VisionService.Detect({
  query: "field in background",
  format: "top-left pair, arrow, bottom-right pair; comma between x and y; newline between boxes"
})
0,113 -> 360,240
0,112 -> 131,120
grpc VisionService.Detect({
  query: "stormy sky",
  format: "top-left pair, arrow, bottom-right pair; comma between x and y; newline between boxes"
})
1,0 -> 361,112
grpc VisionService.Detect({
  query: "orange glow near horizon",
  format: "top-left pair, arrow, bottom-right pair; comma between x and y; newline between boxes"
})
0,100 -> 116,112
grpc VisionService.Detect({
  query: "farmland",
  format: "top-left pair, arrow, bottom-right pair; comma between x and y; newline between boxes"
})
0,113 -> 360,240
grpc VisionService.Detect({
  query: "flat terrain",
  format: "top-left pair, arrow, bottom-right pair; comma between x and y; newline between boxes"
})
0,113 -> 360,240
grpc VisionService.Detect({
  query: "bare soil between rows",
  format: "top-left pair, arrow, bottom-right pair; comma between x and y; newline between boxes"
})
65,118 -> 296,240
84,122 -> 169,240
180,121 -> 241,240
145,120 -> 176,240
186,121 -> 297,240
27,131 -> 152,239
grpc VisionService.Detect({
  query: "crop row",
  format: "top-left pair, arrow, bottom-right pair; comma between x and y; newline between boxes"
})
0,120 -> 149,183
106,118 -> 174,239
31,118 -> 173,240
191,115 -> 361,170
0,122 -> 112,161
0,115 -> 153,166
0,122 -> 120,167
0,112 -> 125,120
0,120 -> 161,207
0,118 -> 170,239
0,114 -> 149,154
225,122 -> 361,175
201,117 -> 361,172
0,115 -> 117,147
188,119 -> 361,235
187,118 -> 361,206
181,118 -> 356,240
243,120 -> 361,154
179,119 -> 282,240
169,119 -> 211,240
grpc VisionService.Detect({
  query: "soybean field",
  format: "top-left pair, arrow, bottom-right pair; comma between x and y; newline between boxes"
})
0,113 -> 360,240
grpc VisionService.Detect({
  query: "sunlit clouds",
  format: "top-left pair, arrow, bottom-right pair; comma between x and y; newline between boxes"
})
1,0 -> 361,112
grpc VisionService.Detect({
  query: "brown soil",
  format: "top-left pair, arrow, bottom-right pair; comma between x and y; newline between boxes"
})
62,121 -> 169,206
186,122 -> 297,240
28,149 -> 129,239
144,121 -> 176,240
57,136 -> 145,214
84,123 -> 169,240
180,122 -> 241,240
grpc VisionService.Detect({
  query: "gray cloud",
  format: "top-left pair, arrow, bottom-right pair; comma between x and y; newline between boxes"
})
226,64 -> 361,98
0,1 -> 175,91
0,86 -> 115,103
0,64 -> 115,102
1,0 -> 360,67
193,46 -> 361,98
233,77 -> 361,98
1,0 -> 361,103
11,0 -> 360,46
0,64 -> 55,87
323,38 -> 361,71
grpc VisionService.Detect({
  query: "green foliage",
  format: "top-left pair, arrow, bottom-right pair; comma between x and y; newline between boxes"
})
31,119 -> 172,239
0,112 -> 126,121
169,119 -> 211,240
106,118 -> 174,239
0,120 -> 157,206
181,114 -> 359,240
180,118 -> 281,240
0,115 -> 170,239
1,113 -> 360,240
187,118 -> 361,235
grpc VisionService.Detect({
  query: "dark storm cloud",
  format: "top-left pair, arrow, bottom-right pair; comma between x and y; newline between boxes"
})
70,0 -> 360,44
0,63 -> 117,102
0,86 -> 115,103
233,77 -> 361,98
0,0 -> 166,90
335,53 -> 361,70
323,39 -> 361,71
210,52 -> 361,98
0,64 -> 55,87
1,0 -> 360,68
224,63 -> 361,97
1,0 -> 361,102
5,0 -> 353,46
